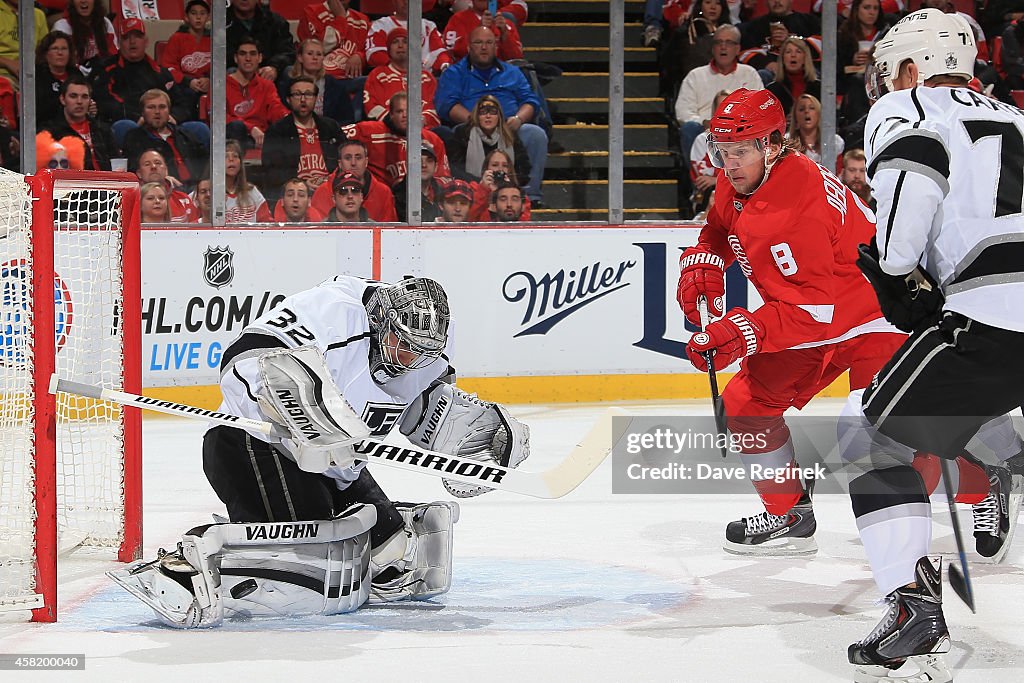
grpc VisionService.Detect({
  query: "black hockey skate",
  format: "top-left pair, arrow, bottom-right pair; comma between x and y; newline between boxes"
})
849,557 -> 951,683
972,461 -> 1022,563
724,488 -> 816,556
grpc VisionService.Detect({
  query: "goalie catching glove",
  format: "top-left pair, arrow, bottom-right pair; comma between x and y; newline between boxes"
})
399,382 -> 530,497
856,238 -> 945,333
256,346 -> 371,473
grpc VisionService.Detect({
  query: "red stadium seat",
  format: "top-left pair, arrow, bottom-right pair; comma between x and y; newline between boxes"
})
154,40 -> 167,65
1011,91 -> 1024,109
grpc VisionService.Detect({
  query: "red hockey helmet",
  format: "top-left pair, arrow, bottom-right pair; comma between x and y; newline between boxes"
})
708,88 -> 787,144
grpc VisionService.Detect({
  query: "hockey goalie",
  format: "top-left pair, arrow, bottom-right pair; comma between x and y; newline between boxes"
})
109,276 -> 529,627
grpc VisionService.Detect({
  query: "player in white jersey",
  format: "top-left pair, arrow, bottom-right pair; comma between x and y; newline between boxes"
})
839,9 -> 1024,682
107,275 -> 529,627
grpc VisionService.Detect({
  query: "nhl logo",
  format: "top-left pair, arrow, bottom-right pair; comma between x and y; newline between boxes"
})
733,200 -> 743,212
945,52 -> 957,69
203,246 -> 234,289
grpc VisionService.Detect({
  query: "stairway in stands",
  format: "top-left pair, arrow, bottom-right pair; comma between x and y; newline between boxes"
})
523,0 -> 678,222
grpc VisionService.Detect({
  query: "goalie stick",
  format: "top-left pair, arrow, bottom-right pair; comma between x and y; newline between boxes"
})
50,375 -> 622,499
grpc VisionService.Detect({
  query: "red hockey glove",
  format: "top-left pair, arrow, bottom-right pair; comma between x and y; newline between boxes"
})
686,308 -> 765,372
677,246 -> 726,326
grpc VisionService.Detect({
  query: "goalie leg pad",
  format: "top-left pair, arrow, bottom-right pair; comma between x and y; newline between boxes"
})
369,501 -> 460,603
256,346 -> 371,472
399,382 -> 530,497
108,504 -> 377,627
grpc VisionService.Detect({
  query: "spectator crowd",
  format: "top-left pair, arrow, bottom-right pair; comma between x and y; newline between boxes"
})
7,1 -> 1024,222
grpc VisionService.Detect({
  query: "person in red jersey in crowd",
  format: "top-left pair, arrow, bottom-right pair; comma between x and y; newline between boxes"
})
675,88 -> 905,556
311,138 -> 399,221
364,28 -> 441,128
444,0 -> 524,61
299,0 -> 370,78
341,91 -> 450,187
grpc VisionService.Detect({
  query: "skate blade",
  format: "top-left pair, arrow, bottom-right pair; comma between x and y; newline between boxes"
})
852,651 -> 951,683
723,536 -> 817,557
986,473 -> 1022,565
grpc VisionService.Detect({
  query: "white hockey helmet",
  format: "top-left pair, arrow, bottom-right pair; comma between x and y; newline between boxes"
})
868,8 -> 977,101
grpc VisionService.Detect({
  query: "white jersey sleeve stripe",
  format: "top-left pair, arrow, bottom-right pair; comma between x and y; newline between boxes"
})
868,128 -> 951,197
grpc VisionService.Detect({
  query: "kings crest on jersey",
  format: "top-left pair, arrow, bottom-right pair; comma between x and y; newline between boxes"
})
864,86 -> 1024,332
215,275 -> 453,473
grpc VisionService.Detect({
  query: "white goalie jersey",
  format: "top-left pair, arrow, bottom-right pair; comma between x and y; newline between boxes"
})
864,86 -> 1024,332
215,275 -> 452,483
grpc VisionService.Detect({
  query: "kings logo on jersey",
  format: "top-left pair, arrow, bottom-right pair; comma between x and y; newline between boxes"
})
203,246 -> 235,289
1,259 -> 73,366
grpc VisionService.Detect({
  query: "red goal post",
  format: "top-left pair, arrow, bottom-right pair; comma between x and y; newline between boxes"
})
0,169 -> 142,622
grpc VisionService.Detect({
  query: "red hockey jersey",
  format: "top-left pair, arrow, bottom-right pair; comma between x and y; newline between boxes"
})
366,15 -> 453,75
341,120 -> 450,187
299,2 -> 370,78
444,9 -> 524,61
699,152 -> 886,352
363,64 -> 440,128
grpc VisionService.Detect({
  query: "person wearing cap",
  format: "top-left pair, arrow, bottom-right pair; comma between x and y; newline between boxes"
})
675,87 -> 906,556
311,138 -> 398,222
364,27 -> 441,128
342,91 -> 450,188
261,75 -> 345,205
160,0 -> 212,98
391,141 -> 445,222
273,178 -> 325,223
227,0 -> 295,83
445,0 -> 524,62
438,179 -> 474,222
0,0 -> 47,87
51,0 -> 116,75
93,17 -> 206,149
327,171 -> 370,222
298,0 -> 370,79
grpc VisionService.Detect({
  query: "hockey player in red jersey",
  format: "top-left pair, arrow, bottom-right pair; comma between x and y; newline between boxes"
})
676,88 -> 906,555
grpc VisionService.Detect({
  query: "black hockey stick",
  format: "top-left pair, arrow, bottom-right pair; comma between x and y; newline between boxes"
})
697,297 -> 728,458
939,457 -> 976,612
49,375 -> 622,500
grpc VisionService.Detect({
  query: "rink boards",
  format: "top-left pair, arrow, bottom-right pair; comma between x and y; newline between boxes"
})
135,223 -> 815,405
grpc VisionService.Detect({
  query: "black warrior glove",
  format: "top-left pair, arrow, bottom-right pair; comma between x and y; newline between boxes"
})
856,239 -> 945,333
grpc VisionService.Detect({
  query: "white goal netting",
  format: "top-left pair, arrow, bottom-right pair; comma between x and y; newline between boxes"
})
0,169 -> 134,614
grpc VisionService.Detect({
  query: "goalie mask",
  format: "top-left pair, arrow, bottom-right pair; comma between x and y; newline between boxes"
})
867,8 -> 977,103
366,277 -> 450,381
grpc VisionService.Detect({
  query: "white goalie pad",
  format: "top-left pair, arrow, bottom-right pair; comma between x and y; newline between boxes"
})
399,383 -> 530,497
256,345 -> 372,472
107,504 -> 377,628
369,501 -> 460,603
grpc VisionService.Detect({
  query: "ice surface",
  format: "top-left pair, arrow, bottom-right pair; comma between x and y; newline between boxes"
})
1,399 -> 1022,682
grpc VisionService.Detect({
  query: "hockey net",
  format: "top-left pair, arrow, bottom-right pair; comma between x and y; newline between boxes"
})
0,169 -> 141,622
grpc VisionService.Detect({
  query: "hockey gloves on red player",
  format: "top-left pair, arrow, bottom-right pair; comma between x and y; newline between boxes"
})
856,238 -> 945,333
686,308 -> 765,372
677,246 -> 726,325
